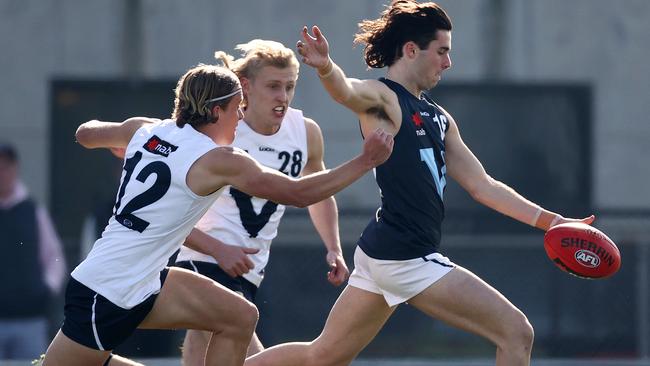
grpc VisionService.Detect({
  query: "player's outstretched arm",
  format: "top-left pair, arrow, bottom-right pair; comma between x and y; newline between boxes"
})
204,128 -> 393,208
75,117 -> 158,149
297,26 -> 392,117
444,112 -> 594,231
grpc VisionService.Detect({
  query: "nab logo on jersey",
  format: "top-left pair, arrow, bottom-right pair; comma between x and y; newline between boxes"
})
143,135 -> 178,157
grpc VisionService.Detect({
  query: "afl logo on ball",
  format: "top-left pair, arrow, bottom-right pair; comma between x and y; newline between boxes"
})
575,249 -> 600,268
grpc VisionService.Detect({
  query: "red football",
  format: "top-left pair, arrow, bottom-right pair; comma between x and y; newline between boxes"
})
544,222 -> 621,279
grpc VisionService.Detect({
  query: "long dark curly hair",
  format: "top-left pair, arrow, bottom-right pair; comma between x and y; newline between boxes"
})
354,1 -> 452,68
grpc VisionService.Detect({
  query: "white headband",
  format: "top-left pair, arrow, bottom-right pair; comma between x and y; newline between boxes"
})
205,88 -> 241,104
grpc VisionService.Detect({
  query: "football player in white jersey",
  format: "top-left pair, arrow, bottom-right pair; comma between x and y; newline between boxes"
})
174,40 -> 349,364
41,63 -> 393,366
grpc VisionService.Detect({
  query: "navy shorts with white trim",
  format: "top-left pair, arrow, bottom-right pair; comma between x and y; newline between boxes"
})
61,268 -> 168,351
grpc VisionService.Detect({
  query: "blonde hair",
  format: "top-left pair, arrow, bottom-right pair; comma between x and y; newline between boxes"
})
214,39 -> 299,81
172,64 -> 240,128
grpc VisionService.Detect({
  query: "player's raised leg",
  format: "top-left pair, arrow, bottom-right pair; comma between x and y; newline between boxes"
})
140,267 -> 258,366
43,330 -> 112,366
408,266 -> 534,366
246,285 -> 395,366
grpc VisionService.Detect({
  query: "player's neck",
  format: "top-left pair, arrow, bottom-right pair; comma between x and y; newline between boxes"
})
196,120 -> 233,146
386,65 -> 422,98
242,111 -> 281,136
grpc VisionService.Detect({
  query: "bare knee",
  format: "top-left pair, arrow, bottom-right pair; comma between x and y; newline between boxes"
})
306,342 -> 354,366
240,301 -> 259,334
499,309 -> 534,352
218,300 -> 258,340
513,312 -> 534,347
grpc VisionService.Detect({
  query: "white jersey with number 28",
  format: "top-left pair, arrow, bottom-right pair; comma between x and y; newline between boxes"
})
176,107 -> 308,287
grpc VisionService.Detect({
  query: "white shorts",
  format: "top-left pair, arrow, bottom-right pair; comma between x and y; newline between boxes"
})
348,246 -> 455,307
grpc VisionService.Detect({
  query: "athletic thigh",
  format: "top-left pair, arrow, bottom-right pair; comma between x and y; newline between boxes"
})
139,266 -> 256,331
43,330 -> 111,366
310,285 -> 396,364
408,266 -> 527,345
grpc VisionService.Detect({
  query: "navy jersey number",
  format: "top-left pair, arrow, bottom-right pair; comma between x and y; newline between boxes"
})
419,148 -> 446,200
113,151 -> 172,232
231,149 -> 303,237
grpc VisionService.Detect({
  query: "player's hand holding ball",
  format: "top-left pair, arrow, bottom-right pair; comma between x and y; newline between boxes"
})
544,220 -> 621,279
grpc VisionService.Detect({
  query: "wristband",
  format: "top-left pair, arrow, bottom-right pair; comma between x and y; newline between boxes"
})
318,59 -> 334,78
549,214 -> 562,228
530,207 -> 542,227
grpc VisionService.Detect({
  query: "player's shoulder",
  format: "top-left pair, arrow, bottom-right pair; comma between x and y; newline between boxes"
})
126,116 -> 163,124
432,102 -> 456,129
287,106 -> 304,116
194,145 -> 254,177
286,106 -> 315,128
299,114 -> 323,146
205,145 -> 248,159
358,79 -> 401,133
302,115 -> 319,130
284,107 -> 305,124
366,78 -> 392,89
363,78 -> 400,112
429,101 -> 450,116
125,116 -> 164,131
366,78 -> 399,101
282,107 -> 319,137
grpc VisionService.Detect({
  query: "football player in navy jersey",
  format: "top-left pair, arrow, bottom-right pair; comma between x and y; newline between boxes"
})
41,63 -> 392,366
246,2 -> 594,366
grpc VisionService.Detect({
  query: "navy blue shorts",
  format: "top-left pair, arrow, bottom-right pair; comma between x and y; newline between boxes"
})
175,260 -> 257,302
61,269 -> 168,351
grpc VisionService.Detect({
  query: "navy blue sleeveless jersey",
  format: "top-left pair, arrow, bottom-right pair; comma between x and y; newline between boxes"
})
358,78 -> 449,260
